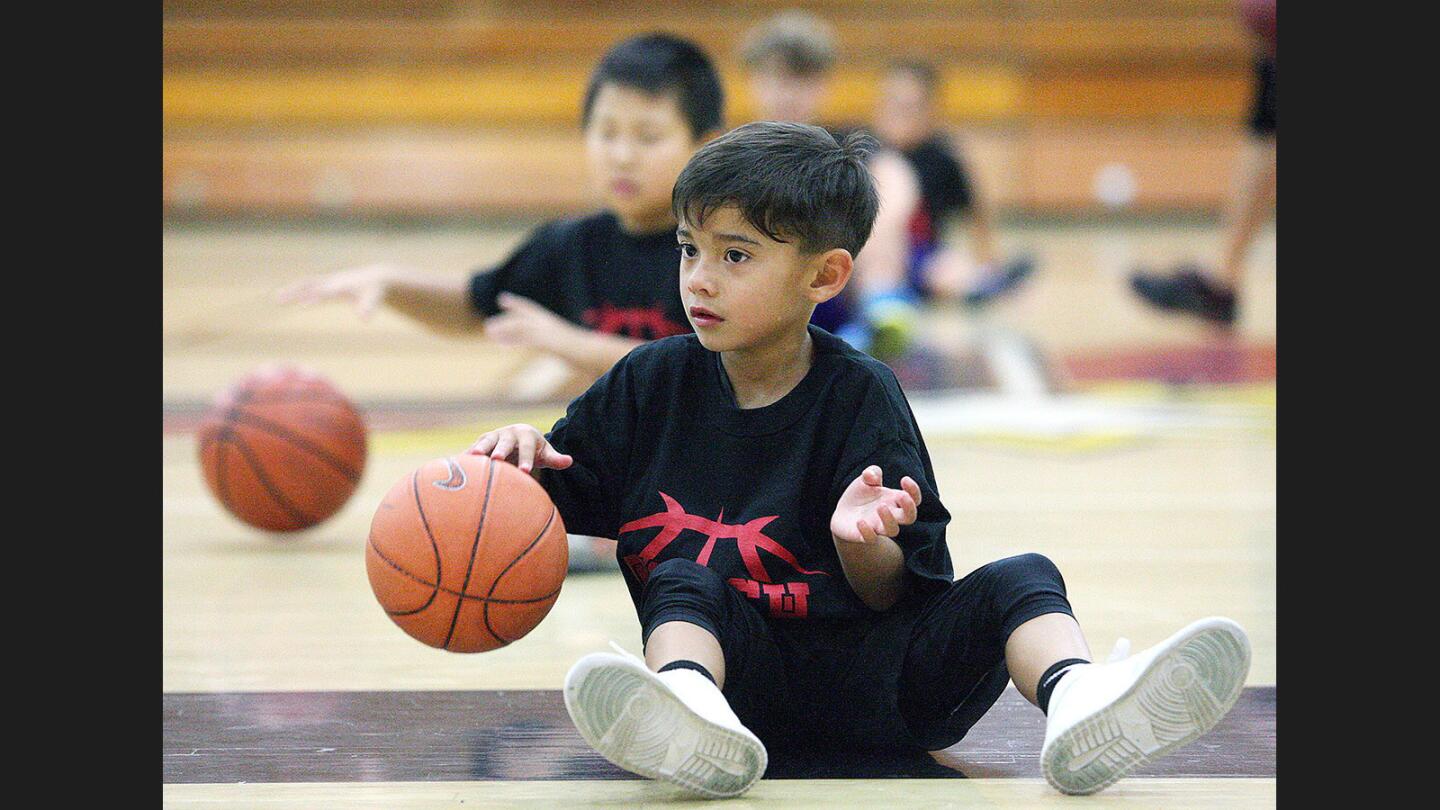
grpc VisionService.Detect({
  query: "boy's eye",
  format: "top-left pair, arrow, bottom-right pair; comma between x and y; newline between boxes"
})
677,243 -> 697,258
724,249 -> 749,263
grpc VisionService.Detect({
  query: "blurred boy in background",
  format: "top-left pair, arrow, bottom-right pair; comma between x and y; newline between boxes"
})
279,33 -> 726,572
279,33 -> 723,378
871,59 -> 1035,307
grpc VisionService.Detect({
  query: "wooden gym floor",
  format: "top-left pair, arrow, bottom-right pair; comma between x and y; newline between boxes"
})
162,218 -> 1275,807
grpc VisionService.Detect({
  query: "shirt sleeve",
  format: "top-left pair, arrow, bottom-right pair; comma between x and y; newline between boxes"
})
829,372 -> 954,596
467,220 -> 568,317
832,437 -> 954,596
536,354 -> 635,539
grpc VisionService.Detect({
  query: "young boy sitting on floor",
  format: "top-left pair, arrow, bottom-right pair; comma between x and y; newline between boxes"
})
467,121 -> 1251,798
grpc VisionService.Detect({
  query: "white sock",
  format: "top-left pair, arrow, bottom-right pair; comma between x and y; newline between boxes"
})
656,668 -> 745,730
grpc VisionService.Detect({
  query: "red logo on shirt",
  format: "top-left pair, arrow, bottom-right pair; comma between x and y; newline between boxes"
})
583,303 -> 690,340
618,491 -> 828,618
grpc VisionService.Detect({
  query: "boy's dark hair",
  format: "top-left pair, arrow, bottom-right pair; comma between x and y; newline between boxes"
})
739,11 -> 838,77
581,33 -> 724,140
672,121 -> 879,257
888,58 -> 940,98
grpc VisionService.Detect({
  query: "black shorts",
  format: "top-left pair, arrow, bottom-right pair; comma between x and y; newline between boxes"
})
1247,56 -> 1277,136
638,553 -> 1074,752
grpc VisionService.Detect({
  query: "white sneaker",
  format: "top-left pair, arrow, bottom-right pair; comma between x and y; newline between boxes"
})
1040,617 -> 1251,795
563,643 -> 767,798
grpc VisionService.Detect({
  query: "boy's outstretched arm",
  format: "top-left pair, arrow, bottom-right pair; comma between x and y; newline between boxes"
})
276,264 -> 483,336
485,293 -> 643,378
829,465 -> 922,612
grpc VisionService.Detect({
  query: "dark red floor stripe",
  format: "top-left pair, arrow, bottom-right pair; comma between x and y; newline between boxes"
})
162,687 -> 1274,784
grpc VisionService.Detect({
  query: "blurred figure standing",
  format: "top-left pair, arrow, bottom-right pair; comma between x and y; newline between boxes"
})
1130,0 -> 1276,326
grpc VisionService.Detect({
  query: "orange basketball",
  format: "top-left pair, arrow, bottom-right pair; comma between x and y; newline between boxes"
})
366,454 -> 568,653
197,364 -> 367,533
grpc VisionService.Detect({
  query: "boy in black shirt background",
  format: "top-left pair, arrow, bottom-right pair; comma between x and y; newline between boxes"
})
277,33 -> 722,381
468,122 -> 1251,798
871,59 -> 1036,307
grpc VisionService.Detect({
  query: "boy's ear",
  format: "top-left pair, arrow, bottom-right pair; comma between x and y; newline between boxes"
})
808,248 -> 854,304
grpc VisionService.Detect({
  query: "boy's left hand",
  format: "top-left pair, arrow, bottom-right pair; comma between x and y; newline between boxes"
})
830,465 -> 922,544
484,292 -> 574,352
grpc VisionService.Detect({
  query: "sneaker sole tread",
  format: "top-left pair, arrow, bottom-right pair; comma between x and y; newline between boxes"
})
565,660 -> 766,799
1042,621 -> 1250,795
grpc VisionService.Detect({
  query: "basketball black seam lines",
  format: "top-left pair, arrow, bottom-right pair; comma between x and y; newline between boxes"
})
224,435 -> 318,528
443,458 -> 497,651
409,467 -> 443,614
226,410 -> 363,483
366,462 -> 562,610
365,539 -> 562,606
481,505 -> 559,645
371,469 -> 442,617
207,422 -> 312,527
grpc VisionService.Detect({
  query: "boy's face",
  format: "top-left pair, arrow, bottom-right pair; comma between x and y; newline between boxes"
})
677,206 -> 832,353
584,83 -> 699,230
747,63 -> 830,124
873,71 -> 933,151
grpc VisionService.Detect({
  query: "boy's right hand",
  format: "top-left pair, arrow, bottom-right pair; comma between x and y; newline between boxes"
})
467,424 -> 573,475
274,264 -> 394,320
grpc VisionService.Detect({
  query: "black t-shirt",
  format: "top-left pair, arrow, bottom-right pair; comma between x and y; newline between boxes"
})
902,137 -> 974,245
538,324 -> 955,625
468,211 -> 692,340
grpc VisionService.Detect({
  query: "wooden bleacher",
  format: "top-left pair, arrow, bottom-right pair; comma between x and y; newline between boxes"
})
162,1 -> 1266,217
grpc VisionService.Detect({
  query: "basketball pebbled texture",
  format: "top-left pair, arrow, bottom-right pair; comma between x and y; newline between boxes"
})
366,454 -> 568,653
198,366 -> 367,532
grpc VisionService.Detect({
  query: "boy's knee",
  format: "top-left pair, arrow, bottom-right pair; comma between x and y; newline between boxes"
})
1011,551 -> 1062,580
641,558 -> 729,609
647,556 -> 723,587
639,558 -> 731,645
981,552 -> 1066,595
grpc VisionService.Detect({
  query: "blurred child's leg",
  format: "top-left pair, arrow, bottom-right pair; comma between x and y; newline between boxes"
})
918,245 -> 968,300
912,243 -> 1036,309
1215,134 -> 1277,290
1129,56 -> 1273,325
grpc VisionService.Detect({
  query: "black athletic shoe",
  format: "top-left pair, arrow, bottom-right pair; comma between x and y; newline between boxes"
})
1129,265 -> 1237,326
963,255 -> 1036,308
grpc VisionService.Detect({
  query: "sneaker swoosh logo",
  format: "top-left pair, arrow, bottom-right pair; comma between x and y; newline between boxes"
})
692,750 -> 748,777
1067,737 -> 1124,772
